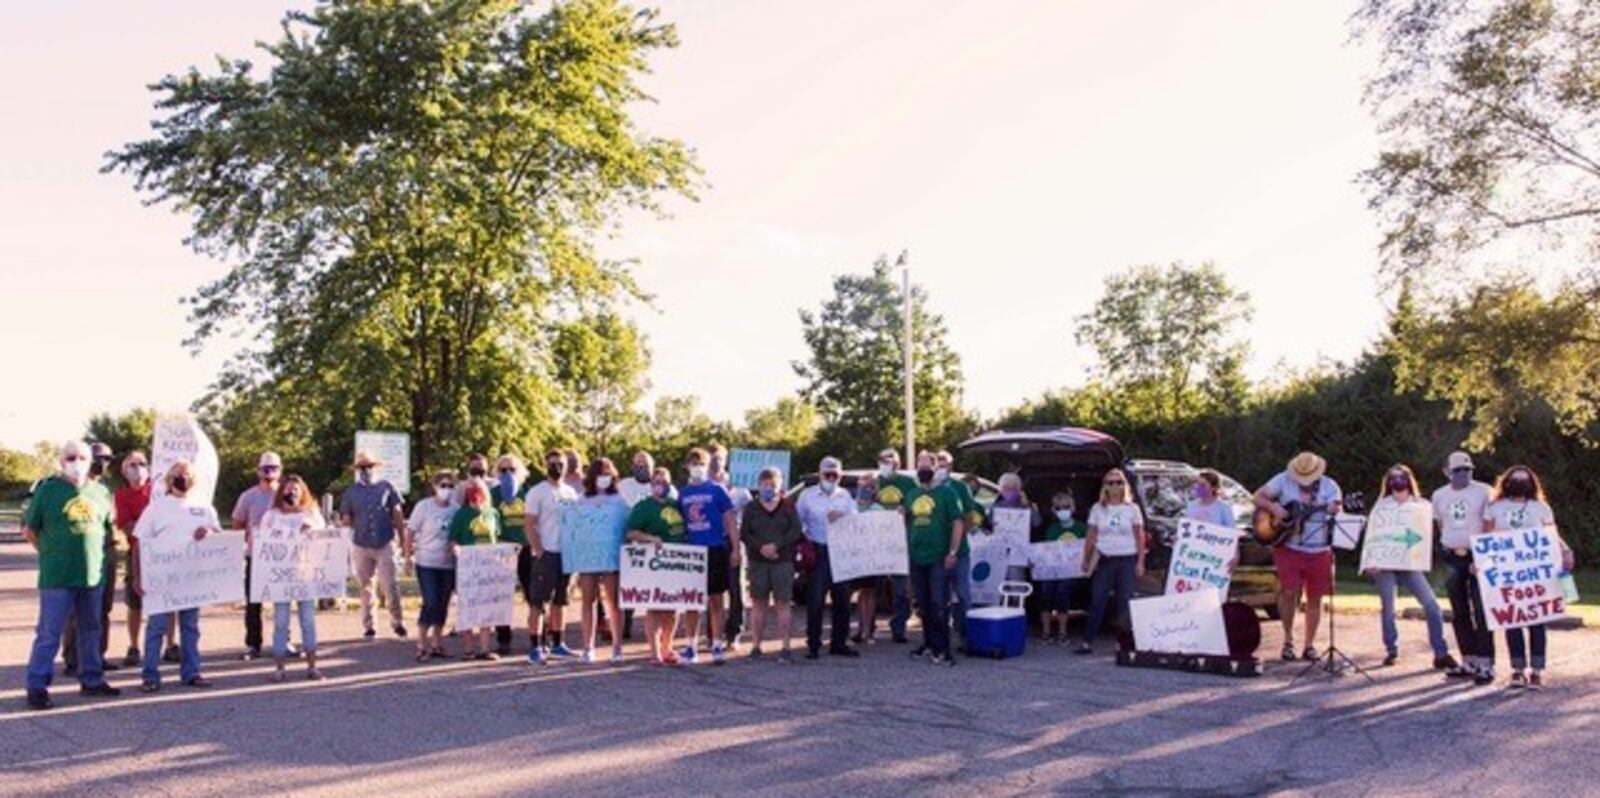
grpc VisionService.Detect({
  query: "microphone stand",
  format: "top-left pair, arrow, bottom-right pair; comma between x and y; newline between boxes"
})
1291,513 -> 1373,685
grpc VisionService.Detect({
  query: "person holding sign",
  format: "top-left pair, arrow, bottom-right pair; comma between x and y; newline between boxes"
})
678,448 -> 740,665
405,470 -> 459,662
869,448 -> 916,643
796,456 -> 859,660
903,452 -> 967,667
260,475 -> 329,682
1362,465 -> 1454,669
232,451 -> 282,661
571,459 -> 630,665
1186,471 -> 1237,529
1078,469 -> 1146,655
625,467 -> 689,665
132,461 -> 222,692
740,467 -> 803,662
1484,465 -> 1574,690
1431,451 -> 1497,684
1036,493 -> 1086,644
449,482 -> 503,660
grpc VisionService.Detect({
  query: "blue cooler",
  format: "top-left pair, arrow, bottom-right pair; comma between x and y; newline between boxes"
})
965,581 -> 1033,659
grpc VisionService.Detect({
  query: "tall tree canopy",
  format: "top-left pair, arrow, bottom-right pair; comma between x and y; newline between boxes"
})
105,0 -> 697,486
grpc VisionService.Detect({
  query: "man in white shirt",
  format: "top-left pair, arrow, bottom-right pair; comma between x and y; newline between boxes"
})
618,450 -> 657,507
524,450 -> 579,664
795,456 -> 859,659
1431,451 -> 1496,685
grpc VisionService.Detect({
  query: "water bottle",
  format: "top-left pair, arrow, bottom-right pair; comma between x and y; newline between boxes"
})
1559,569 -> 1580,603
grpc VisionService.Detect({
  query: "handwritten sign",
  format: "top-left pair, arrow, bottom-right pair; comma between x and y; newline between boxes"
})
1359,501 -> 1434,572
150,414 -> 219,507
250,522 -> 351,603
991,507 -> 1032,566
1472,527 -> 1568,631
354,430 -> 411,495
619,543 -> 708,611
1129,588 -> 1229,656
1028,539 -> 1087,580
729,448 -> 792,490
968,532 -> 1008,606
560,500 -> 629,574
827,511 -> 909,582
1166,518 -> 1240,595
140,531 -> 245,614
456,543 -> 519,628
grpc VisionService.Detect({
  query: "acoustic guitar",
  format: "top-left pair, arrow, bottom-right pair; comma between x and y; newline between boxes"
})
1249,494 -> 1364,547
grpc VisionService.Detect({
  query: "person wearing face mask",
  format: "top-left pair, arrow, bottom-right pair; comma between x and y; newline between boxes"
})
488,454 -> 532,656
523,450 -> 580,664
795,456 -> 859,659
452,453 -> 492,504
1185,470 -> 1242,576
618,450 -> 661,507
449,481 -> 503,660
62,442 -> 121,677
561,449 -> 587,495
902,451 -> 967,666
1036,492 -> 1087,644
1363,465 -> 1455,669
1254,451 -> 1343,662
570,459 -> 629,664
988,472 -> 1041,581
1484,465 -> 1574,690
1431,451 -> 1496,684
260,475 -> 329,681
22,441 -> 122,710
708,444 -> 752,650
625,466 -> 689,664
740,467 -> 803,662
132,461 -> 223,692
850,472 -> 883,644
338,450 -> 408,641
232,451 -> 284,660
677,448 -> 741,665
406,470 -> 460,662
935,450 -> 982,651
1078,468 -> 1146,655
114,450 -> 172,667
867,450 -> 915,644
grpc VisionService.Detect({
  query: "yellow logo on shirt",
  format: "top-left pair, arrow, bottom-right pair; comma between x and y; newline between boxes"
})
879,486 -> 903,507
661,506 -> 683,526
470,514 -> 493,537
504,500 -> 525,516
63,496 -> 95,526
911,495 -> 935,518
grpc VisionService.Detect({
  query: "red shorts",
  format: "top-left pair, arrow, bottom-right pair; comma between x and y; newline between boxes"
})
1272,547 -> 1333,599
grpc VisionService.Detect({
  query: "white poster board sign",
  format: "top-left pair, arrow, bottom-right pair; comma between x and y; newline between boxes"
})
1166,518 -> 1240,595
1028,539 -> 1087,580
827,511 -> 909,582
355,430 -> 411,496
140,531 -> 245,614
1130,588 -> 1229,656
991,507 -> 1032,567
968,532 -> 1008,606
1473,527 -> 1568,631
150,414 -> 219,507
619,543 -> 708,611
456,543 -> 519,628
250,521 -> 351,603
1359,501 -> 1434,572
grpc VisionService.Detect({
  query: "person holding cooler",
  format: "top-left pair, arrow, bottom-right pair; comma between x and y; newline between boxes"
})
1431,451 -> 1496,685
132,460 -> 221,692
1036,492 -> 1086,644
449,482 -> 503,661
625,467 -> 688,665
260,475 -> 328,682
1078,469 -> 1146,655
405,470 -> 459,662
1362,465 -> 1455,670
1484,465 -> 1575,690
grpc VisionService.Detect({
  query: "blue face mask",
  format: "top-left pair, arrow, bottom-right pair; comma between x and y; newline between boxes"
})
498,472 -> 517,501
759,486 -> 778,502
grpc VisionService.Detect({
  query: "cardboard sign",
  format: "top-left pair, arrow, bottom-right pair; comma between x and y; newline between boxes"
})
1028,539 -> 1087,580
827,510 -> 909,582
456,543 -> 519,628
968,532 -> 1008,606
991,507 -> 1032,566
560,500 -> 629,574
729,448 -> 792,490
619,543 -> 708,611
1129,588 -> 1229,656
140,530 -> 245,614
1166,518 -> 1240,595
1359,501 -> 1434,572
250,522 -> 351,603
150,414 -> 219,507
1472,527 -> 1568,631
354,431 -> 411,495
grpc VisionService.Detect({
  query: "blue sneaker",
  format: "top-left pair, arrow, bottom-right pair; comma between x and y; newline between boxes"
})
549,644 -> 576,658
711,644 -> 727,666
681,646 -> 699,664
527,647 -> 547,666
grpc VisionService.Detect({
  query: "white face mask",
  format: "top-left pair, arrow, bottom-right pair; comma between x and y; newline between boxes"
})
878,463 -> 895,478
820,479 -> 838,494
63,458 -> 90,483
125,465 -> 149,485
596,475 -> 613,490
934,467 -> 950,484
688,465 -> 708,482
1056,509 -> 1073,523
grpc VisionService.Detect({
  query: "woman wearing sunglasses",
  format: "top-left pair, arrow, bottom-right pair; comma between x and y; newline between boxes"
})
1077,468 -> 1145,655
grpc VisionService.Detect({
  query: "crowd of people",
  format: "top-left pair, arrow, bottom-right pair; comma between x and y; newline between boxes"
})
15,435 -> 1578,711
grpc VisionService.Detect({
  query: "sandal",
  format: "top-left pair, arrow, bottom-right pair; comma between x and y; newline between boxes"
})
1280,644 -> 1298,661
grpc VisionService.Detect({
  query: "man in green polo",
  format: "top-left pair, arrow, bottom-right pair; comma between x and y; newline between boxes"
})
23,441 -> 123,710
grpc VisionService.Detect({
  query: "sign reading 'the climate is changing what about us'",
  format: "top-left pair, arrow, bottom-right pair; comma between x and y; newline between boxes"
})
250,520 -> 351,603
456,543 -> 519,628
1472,527 -> 1568,631
140,531 -> 246,615
990,507 -> 1032,567
1130,588 -> 1229,656
1027,539 -> 1087,580
827,511 -> 909,582
560,500 -> 630,574
1359,501 -> 1434,572
968,531 -> 1008,606
1166,518 -> 1240,595
619,543 -> 708,612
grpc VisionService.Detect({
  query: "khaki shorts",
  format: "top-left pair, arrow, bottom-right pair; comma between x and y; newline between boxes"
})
747,560 -> 795,603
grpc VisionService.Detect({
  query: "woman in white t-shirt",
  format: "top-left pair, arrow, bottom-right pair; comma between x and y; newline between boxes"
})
132,460 -> 222,693
1483,465 -> 1575,690
405,470 -> 459,662
1361,464 -> 1453,669
1077,468 -> 1145,655
259,475 -> 328,682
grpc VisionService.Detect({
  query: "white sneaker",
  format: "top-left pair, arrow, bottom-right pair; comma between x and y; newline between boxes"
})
581,648 -> 596,664
609,649 -> 624,665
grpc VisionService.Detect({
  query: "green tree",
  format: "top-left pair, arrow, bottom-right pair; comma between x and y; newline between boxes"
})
104,0 -> 697,485
85,407 -> 158,469
794,255 -> 969,465
631,395 -> 729,473
550,311 -> 650,458
0,444 -> 54,498
740,397 -> 820,452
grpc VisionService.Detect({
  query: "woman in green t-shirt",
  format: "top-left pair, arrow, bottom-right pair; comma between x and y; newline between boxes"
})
1035,492 -> 1087,644
449,481 -> 502,660
626,467 -> 688,665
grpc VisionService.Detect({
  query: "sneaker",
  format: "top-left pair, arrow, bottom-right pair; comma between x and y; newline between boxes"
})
79,683 -> 121,697
306,668 -> 325,681
1280,644 -> 1297,662
163,644 -> 181,663
680,646 -> 699,665
581,649 -> 596,664
1433,654 -> 1460,670
1529,671 -> 1545,691
527,647 -> 548,666
829,645 -> 861,658
478,651 -> 501,662
711,645 -> 727,666
609,649 -> 625,665
1445,664 -> 1476,680
393,624 -> 409,639
909,646 -> 929,660
930,653 -> 956,667
123,647 -> 141,667
26,689 -> 52,711
1509,671 -> 1527,689
1474,667 -> 1495,686
747,646 -> 764,660
1075,643 -> 1093,655
362,629 -> 376,641
1302,646 -> 1320,661
1382,651 -> 1398,667
777,650 -> 794,665
139,682 -> 160,694
549,644 -> 577,659
805,649 -> 821,660
269,670 -> 286,684
892,633 -> 909,644
182,677 -> 213,689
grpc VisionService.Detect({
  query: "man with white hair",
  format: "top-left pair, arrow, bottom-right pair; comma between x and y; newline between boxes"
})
795,456 -> 860,659
22,441 -> 123,710
232,451 -> 283,660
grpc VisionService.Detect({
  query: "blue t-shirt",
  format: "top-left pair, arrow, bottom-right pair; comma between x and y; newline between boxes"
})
1185,498 -> 1236,529
339,480 -> 403,549
679,480 -> 734,548
1259,472 -> 1342,552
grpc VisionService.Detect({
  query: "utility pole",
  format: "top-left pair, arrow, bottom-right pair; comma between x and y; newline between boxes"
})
898,250 -> 914,467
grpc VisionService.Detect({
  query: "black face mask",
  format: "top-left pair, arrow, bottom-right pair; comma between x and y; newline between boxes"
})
1505,477 -> 1534,498
468,465 -> 487,477
171,476 -> 191,492
916,468 -> 935,484
1387,476 -> 1410,493
546,463 -> 564,480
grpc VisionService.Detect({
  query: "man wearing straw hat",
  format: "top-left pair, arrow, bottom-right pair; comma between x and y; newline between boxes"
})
339,450 -> 409,640
1254,451 -> 1343,662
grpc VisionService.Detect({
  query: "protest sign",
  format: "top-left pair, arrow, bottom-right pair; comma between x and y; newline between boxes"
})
827,511 -> 909,582
1472,527 -> 1568,631
151,414 -> 219,507
457,543 -> 518,628
1359,501 -> 1434,572
1166,518 -> 1240,595
250,518 -> 351,603
560,500 -> 629,574
729,448 -> 792,490
1130,588 -> 1229,656
140,530 -> 245,614
1028,539 -> 1087,580
619,543 -> 708,611
968,532 -> 1008,606
991,507 -> 1032,566
354,430 -> 411,495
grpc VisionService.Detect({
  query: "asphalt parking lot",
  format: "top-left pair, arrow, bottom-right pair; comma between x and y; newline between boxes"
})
1,541 -> 1596,797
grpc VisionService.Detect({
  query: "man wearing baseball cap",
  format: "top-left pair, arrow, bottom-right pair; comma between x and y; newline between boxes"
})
339,450 -> 408,640
1431,451 -> 1496,684
1254,451 -> 1343,661
794,456 -> 860,659
232,451 -> 284,659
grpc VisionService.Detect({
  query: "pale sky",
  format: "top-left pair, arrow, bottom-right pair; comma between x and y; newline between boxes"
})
0,1 -> 1388,451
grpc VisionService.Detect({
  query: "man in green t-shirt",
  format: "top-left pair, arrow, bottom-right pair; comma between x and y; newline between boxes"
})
870,448 -> 918,643
936,449 -> 982,649
900,451 -> 967,667
22,441 -> 123,710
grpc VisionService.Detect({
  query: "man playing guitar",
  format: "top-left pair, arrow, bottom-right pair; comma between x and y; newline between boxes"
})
1254,452 -> 1343,662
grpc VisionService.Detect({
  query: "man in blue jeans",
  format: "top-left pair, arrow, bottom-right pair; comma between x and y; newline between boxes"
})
902,453 -> 968,667
22,441 -> 123,710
